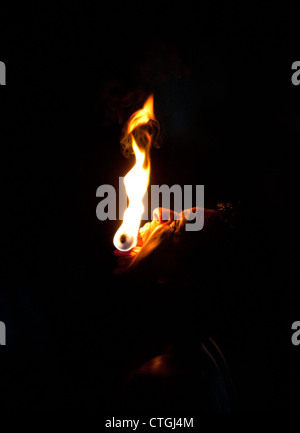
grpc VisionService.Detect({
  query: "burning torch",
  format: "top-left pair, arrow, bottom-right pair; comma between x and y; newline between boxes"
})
113,94 -> 156,252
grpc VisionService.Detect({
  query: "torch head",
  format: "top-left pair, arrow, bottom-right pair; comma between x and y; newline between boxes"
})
113,232 -> 135,252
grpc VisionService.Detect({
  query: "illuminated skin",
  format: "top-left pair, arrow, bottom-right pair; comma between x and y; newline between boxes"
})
114,206 -> 221,276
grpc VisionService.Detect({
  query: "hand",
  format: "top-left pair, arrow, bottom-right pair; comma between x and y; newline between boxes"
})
114,207 -> 221,280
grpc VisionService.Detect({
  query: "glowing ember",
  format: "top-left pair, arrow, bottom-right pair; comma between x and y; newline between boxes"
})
113,95 -> 155,251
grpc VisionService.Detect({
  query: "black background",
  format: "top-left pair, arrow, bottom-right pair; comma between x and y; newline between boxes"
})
1,2 -> 300,414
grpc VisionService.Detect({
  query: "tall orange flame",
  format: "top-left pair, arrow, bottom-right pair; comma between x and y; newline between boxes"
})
113,95 -> 155,251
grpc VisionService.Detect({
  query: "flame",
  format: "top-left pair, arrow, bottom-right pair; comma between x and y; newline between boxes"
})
113,95 -> 155,252
126,94 -> 154,135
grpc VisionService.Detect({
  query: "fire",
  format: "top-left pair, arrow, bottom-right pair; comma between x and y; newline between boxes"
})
113,95 -> 155,251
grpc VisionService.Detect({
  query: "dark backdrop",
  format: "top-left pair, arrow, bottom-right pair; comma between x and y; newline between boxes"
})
1,2 -> 299,413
